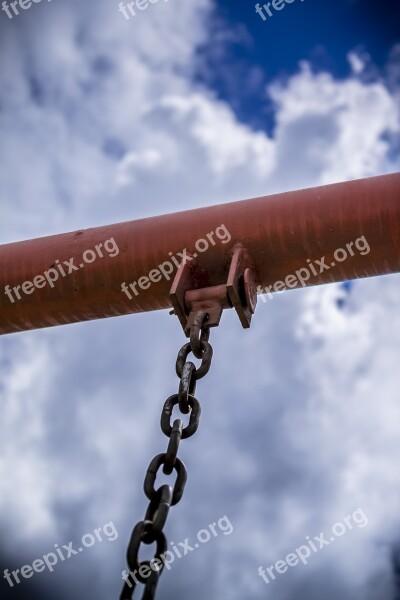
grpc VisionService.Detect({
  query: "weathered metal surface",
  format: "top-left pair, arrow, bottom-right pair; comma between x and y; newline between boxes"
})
1,173 -> 399,335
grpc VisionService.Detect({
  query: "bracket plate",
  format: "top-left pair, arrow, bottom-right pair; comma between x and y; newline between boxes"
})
170,245 -> 257,335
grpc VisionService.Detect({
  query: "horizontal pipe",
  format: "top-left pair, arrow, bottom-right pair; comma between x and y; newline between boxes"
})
0,173 -> 399,335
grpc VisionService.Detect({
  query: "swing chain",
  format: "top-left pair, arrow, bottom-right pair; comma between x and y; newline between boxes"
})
120,311 -> 212,600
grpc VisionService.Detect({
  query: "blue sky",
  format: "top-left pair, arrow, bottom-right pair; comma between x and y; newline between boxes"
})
0,1 -> 399,599
196,0 -> 400,130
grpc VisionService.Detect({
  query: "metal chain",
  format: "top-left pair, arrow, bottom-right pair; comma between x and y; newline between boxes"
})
120,310 -> 213,600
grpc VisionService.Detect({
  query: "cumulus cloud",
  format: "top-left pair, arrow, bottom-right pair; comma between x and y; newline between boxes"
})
269,60 -> 400,186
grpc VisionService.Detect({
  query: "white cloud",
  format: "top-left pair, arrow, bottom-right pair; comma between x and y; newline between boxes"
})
269,62 -> 400,185
117,148 -> 163,186
348,51 -> 366,75
0,335 -> 57,539
158,93 -> 275,176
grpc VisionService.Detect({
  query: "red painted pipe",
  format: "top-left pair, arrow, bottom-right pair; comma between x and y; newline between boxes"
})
1,173 -> 399,335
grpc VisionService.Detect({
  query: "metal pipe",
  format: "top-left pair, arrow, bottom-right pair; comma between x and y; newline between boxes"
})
1,173 -> 399,335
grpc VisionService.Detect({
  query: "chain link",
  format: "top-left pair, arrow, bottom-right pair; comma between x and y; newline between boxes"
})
120,311 -> 212,600
190,310 -> 210,359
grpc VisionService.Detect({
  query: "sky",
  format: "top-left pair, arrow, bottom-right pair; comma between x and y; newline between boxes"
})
0,1 -> 399,599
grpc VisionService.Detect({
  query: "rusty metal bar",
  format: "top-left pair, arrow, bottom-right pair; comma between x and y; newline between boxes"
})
0,173 -> 399,335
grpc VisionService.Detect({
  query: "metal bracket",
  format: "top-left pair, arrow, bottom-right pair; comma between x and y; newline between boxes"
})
170,245 -> 257,336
